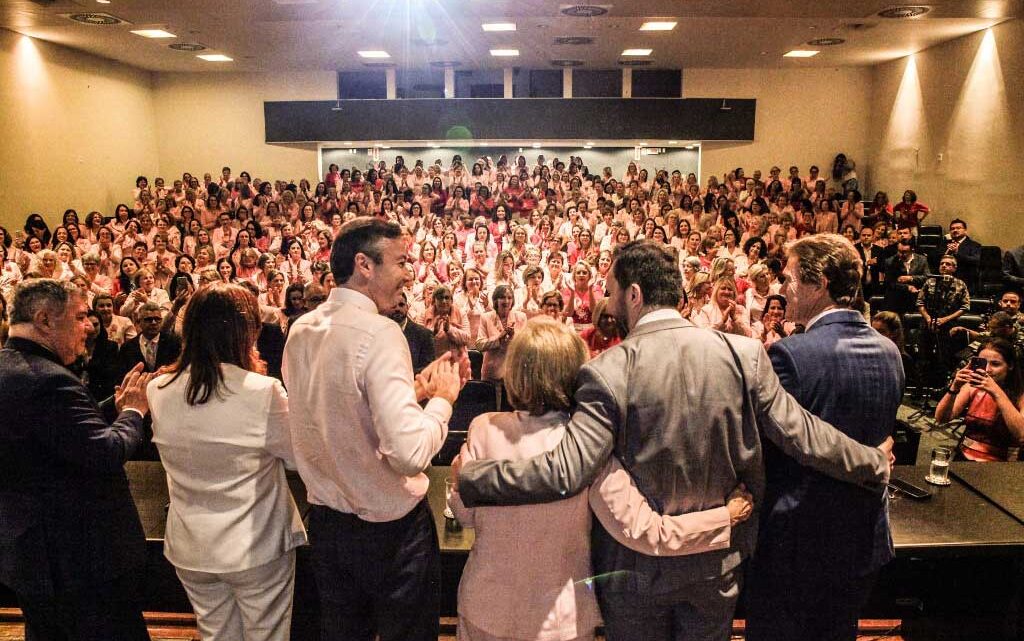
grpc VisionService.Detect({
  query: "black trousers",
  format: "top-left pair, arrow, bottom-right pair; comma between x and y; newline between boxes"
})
309,499 -> 440,641
745,557 -> 877,641
18,569 -> 148,641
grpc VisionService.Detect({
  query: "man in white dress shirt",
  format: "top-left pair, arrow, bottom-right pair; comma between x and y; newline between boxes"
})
283,218 -> 463,641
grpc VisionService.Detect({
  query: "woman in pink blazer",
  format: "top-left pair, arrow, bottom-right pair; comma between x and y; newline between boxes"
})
475,285 -> 528,383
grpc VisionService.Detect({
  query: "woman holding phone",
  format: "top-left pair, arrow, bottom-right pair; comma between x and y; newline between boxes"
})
935,338 -> 1024,461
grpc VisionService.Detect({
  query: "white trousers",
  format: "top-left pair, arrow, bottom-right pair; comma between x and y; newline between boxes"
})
175,550 -> 296,641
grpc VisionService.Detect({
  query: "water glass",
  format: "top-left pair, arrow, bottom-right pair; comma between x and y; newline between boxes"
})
444,478 -> 455,519
925,447 -> 952,486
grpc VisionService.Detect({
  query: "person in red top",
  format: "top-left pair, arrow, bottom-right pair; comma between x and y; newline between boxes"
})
936,338 -> 1024,461
893,190 -> 930,230
579,298 -> 621,358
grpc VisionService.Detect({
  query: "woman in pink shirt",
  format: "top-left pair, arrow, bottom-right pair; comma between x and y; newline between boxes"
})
451,320 -> 754,641
475,285 -> 528,384
839,190 -> 864,231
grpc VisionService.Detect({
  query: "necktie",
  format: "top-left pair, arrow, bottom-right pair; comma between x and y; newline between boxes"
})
143,340 -> 156,370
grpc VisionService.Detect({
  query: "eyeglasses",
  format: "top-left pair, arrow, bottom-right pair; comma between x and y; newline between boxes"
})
140,317 -> 162,324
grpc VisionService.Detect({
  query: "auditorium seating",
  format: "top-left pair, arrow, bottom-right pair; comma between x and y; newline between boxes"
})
432,380 -> 498,466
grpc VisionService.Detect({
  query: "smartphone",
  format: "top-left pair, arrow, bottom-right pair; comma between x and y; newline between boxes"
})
888,478 -> 932,500
969,356 -> 988,372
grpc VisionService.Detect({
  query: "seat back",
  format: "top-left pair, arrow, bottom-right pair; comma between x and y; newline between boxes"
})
432,380 -> 498,465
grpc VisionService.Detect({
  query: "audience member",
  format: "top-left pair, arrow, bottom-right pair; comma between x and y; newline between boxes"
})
936,338 -> 1024,461
882,238 -> 929,314
945,219 -> 981,290
916,256 -> 970,370
118,302 -> 182,376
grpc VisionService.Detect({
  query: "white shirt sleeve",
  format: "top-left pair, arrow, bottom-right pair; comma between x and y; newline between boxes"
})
363,324 -> 452,477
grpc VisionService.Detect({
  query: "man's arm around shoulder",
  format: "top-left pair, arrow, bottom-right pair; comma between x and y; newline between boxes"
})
458,358 -> 618,507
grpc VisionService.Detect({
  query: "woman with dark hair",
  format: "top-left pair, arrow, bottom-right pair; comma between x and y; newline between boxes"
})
936,338 -> 1024,461
839,190 -> 864,232
752,294 -> 792,348
80,309 -> 120,401
148,283 -> 307,641
23,214 -> 51,246
893,189 -> 930,230
216,257 -> 237,284
280,239 -> 312,285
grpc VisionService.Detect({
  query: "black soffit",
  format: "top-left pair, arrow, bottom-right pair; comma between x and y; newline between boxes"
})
264,98 -> 756,143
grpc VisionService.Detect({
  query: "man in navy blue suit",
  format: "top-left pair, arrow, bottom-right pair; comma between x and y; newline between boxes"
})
746,234 -> 905,641
0,280 -> 155,641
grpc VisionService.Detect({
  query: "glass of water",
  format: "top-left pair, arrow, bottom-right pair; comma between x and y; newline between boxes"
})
925,447 -> 953,486
444,478 -> 455,518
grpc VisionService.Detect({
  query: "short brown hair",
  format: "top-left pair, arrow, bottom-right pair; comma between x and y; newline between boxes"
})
787,233 -> 862,307
504,318 -> 587,416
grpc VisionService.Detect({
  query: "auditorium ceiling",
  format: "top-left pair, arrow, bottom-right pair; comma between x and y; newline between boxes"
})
2,0 -> 1020,72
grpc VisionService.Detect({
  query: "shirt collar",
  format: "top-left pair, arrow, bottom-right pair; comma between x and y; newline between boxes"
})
635,307 -> 683,328
805,307 -> 847,331
332,286 -> 379,314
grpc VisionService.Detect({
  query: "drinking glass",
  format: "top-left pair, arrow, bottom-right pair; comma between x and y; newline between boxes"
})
925,447 -> 952,486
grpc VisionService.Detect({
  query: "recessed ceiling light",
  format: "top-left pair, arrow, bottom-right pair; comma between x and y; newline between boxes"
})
783,50 -> 819,57
685,145 -> 697,149
343,141 -> 352,145
584,144 -> 594,149
197,54 -> 233,62
586,141 -> 594,145
357,50 -> 390,58
532,143 -> 541,148
131,29 -> 176,38
622,48 -> 653,56
482,22 -> 516,32
878,6 -> 931,19
490,49 -> 519,57
96,0 -> 111,4
640,21 -> 677,31
808,37 -> 846,46
382,145 -> 391,149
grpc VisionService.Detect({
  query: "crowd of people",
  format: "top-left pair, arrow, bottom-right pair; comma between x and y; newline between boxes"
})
1,152 -> 1023,641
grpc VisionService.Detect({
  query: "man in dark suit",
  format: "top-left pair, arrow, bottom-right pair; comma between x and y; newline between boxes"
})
456,241 -> 893,641
388,292 -> 436,374
746,234 -> 905,641
117,301 -> 182,376
1003,244 -> 1024,287
0,279 -> 154,640
883,238 -> 930,313
854,226 -> 883,298
946,218 -> 982,290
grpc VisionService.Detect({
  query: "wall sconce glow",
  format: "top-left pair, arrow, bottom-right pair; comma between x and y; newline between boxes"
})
197,54 -> 233,62
783,50 -> 819,58
640,21 -> 677,31
131,29 -> 176,38
482,23 -> 516,32
15,35 -> 47,92
357,50 -> 391,58
948,29 -> 1013,182
622,48 -> 653,56
489,49 -> 519,57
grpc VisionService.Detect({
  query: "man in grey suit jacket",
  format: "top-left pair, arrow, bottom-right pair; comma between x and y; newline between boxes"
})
456,241 -> 893,641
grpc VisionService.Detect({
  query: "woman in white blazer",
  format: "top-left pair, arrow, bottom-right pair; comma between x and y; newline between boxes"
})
148,282 -> 307,641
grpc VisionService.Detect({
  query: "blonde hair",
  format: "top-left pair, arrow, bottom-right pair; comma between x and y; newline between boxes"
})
505,318 -> 587,416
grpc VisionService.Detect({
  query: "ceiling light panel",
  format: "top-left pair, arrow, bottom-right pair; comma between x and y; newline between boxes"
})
197,54 -> 233,62
783,50 -> 820,57
640,21 -> 677,31
490,49 -> 519,57
482,23 -> 516,32
131,29 -> 176,38
357,50 -> 390,58
622,48 -> 653,56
